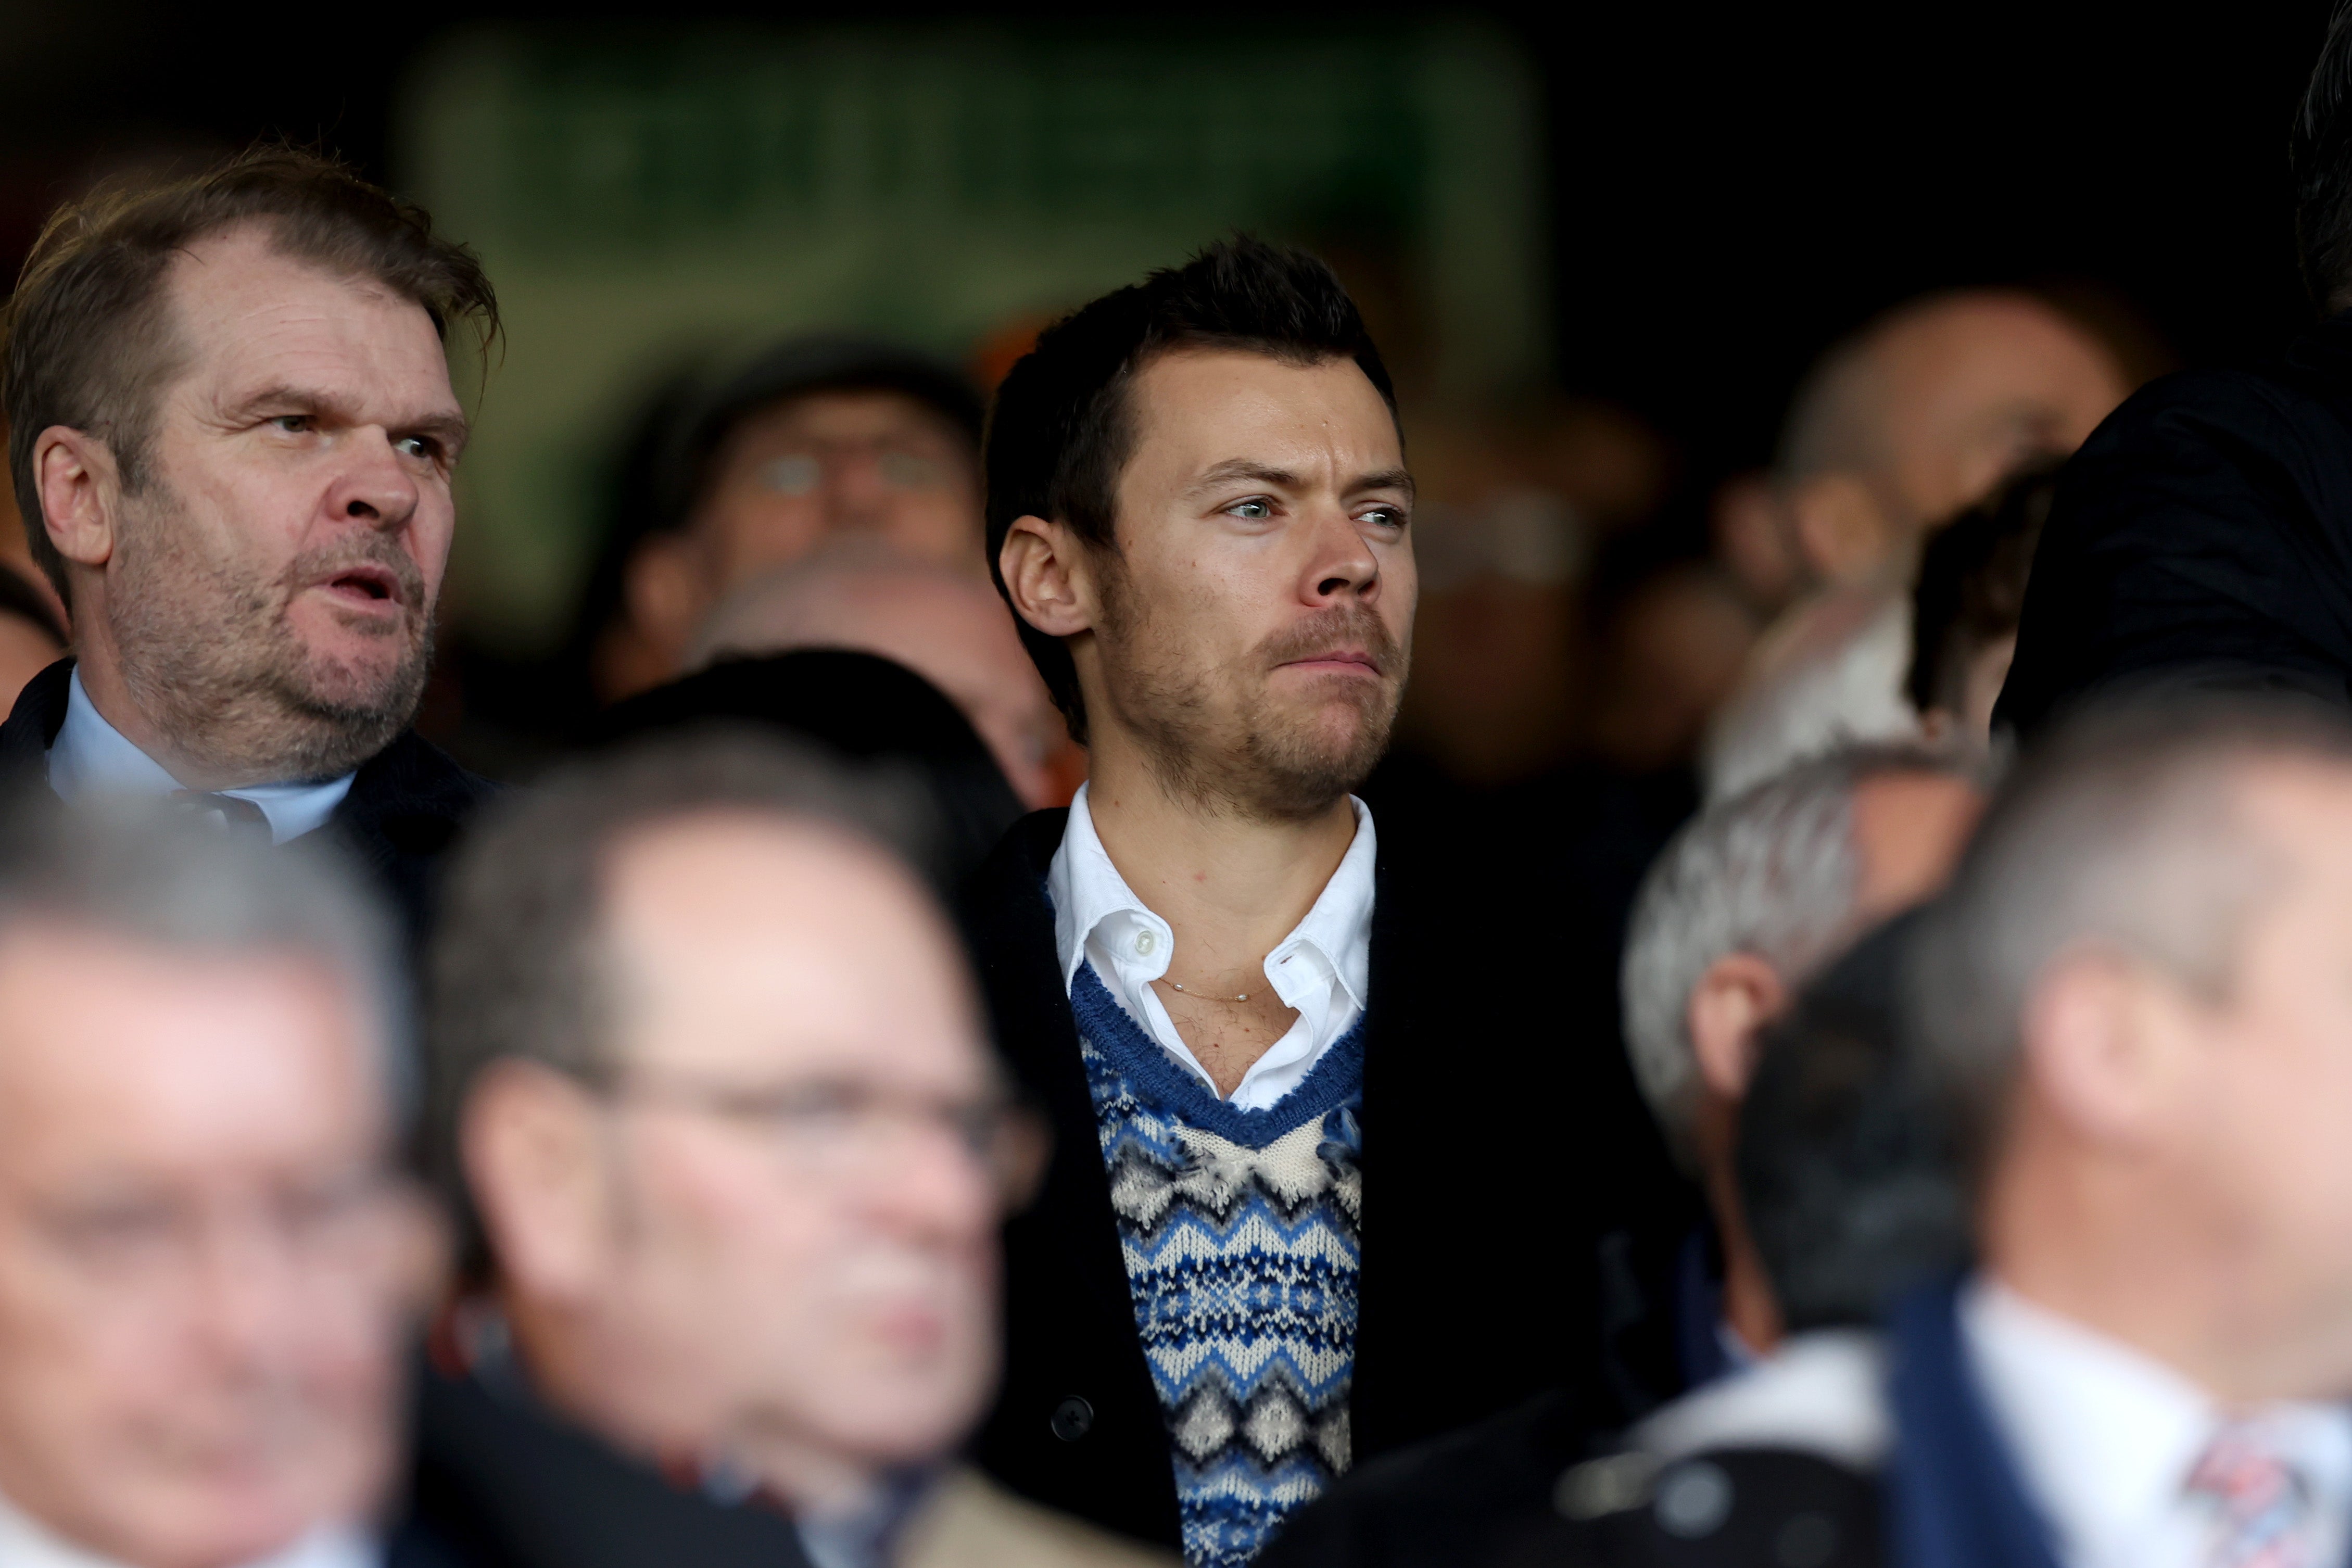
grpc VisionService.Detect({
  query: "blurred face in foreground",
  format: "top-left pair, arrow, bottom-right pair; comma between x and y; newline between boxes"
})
1007,348 -> 1416,819
2001,761 -> 2352,1399
36,222 -> 463,788
469,814 -> 1011,1510
0,924 -> 412,1568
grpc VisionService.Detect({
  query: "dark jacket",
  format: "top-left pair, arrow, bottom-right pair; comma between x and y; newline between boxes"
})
395,1358 -> 816,1568
0,659 -> 496,939
1999,312 -> 2352,738
962,808 -> 1651,1547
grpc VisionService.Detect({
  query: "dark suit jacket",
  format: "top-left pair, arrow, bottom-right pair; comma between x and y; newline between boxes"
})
962,807 -> 1654,1547
1999,312 -> 2352,737
395,1359 -> 816,1568
0,659 -> 496,939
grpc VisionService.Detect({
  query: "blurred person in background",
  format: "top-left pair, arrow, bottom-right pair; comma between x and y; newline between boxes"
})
1260,908 -> 1967,1567
412,735 -> 1165,1568
1544,696 -> 2352,1567
2000,7 -> 2352,738
586,337 -> 987,704
1619,744 -> 1981,1391
1908,464 -> 2059,748
974,238 -> 1648,1564
685,543 -> 1077,810
0,147 -> 500,933
0,797 -> 432,1568
1704,290 -> 2130,801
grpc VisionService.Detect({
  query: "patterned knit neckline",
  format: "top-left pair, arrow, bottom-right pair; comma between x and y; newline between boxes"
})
1070,960 -> 1367,1146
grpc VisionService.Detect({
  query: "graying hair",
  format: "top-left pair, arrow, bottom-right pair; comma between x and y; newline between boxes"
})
0,788 -> 404,1115
1623,741 -> 1968,1170
426,728 -> 930,1186
1907,693 -> 2352,1167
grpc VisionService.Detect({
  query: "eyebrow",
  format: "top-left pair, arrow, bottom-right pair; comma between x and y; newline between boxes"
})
230,383 -> 472,455
1188,459 -> 1417,499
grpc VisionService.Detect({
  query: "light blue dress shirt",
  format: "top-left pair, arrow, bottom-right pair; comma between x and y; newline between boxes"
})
45,669 -> 356,844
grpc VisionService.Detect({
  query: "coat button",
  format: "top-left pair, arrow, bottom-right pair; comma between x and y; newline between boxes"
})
1050,1396 -> 1094,1442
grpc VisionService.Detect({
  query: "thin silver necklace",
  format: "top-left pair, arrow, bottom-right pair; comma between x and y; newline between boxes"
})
1162,979 -> 1252,1004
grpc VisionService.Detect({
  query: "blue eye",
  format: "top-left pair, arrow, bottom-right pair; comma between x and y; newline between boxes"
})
1362,506 -> 1407,529
1229,498 -> 1274,521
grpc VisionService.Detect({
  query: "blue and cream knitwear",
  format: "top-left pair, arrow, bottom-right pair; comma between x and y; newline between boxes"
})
1071,962 -> 1364,1568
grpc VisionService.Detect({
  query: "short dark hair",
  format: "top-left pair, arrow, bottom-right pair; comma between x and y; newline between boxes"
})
2296,2 -> 2352,314
1906,462 -> 2058,716
1738,911 -> 1968,1332
983,236 -> 1396,742
3,145 -> 499,602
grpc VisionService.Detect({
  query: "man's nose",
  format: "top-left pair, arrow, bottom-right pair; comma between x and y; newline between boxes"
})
1302,503 -> 1380,603
327,429 -> 422,530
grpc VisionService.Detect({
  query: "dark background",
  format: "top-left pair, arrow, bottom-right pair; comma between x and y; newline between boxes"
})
0,0 -> 2331,502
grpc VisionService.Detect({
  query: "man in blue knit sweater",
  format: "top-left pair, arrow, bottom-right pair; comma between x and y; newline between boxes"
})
963,241 -> 1643,1564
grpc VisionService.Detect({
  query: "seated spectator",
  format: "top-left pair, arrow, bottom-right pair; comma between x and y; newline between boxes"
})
686,544 -> 1076,810
407,734 -> 1168,1568
1704,292 -> 2130,801
1566,695 -> 2352,1566
588,338 -> 988,702
1999,24 -> 2352,737
1908,465 -> 2059,747
0,797 -> 432,1568
1254,906 -> 1968,1568
0,562 -> 65,716
1620,745 -> 1981,1383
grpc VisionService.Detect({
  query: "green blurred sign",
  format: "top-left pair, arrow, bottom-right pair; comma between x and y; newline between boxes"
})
400,21 -> 1545,651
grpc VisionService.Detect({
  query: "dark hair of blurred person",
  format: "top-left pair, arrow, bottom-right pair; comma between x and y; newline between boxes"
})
595,648 -> 1021,893
410,732 -> 1165,1568
583,337 -> 987,704
0,561 -> 66,717
1256,909 -> 1962,1568
1621,743 -> 1980,1382
0,144 -> 500,934
685,543 -> 1077,810
1906,464 -> 2058,747
0,793 -> 434,1568
1997,6 -> 2352,736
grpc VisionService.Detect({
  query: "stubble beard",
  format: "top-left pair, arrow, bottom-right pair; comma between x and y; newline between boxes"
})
1097,572 -> 1408,824
109,484 -> 435,784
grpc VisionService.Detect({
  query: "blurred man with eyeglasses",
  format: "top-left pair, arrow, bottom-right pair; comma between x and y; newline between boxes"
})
406,733 -> 1168,1568
590,338 -> 990,702
0,795 -> 434,1568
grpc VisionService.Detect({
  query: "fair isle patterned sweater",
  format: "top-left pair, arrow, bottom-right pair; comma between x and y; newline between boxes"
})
1069,964 -> 1363,1568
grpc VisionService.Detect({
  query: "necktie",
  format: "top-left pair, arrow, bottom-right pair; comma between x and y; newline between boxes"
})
169,789 -> 271,839
2186,1421 -> 2317,1568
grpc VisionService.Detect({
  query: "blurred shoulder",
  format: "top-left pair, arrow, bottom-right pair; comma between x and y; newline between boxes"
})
899,1466 -> 1177,1568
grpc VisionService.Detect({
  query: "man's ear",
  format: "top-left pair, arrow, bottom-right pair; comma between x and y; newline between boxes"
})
999,514 -> 1096,639
1688,952 -> 1791,1102
1786,471 -> 1895,586
34,426 -> 120,574
461,1059 -> 616,1303
2019,946 -> 2186,1149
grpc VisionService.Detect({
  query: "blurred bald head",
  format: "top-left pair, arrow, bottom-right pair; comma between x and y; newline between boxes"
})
688,546 -> 1067,808
1776,291 -> 2130,585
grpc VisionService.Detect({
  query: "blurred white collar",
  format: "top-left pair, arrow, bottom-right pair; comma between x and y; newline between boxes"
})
0,1486 -> 375,1568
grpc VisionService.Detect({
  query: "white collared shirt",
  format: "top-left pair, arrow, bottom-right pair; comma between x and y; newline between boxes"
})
46,669 -> 355,844
0,1486 -> 375,1568
1045,781 -> 1375,1112
1961,1275 -> 2352,1568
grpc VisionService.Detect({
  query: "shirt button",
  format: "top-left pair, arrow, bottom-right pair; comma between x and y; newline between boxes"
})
1051,1396 -> 1094,1442
1134,930 -> 1157,957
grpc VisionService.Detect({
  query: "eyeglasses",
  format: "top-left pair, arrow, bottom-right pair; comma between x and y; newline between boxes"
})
604,1071 -> 1049,1210
755,445 -> 949,497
